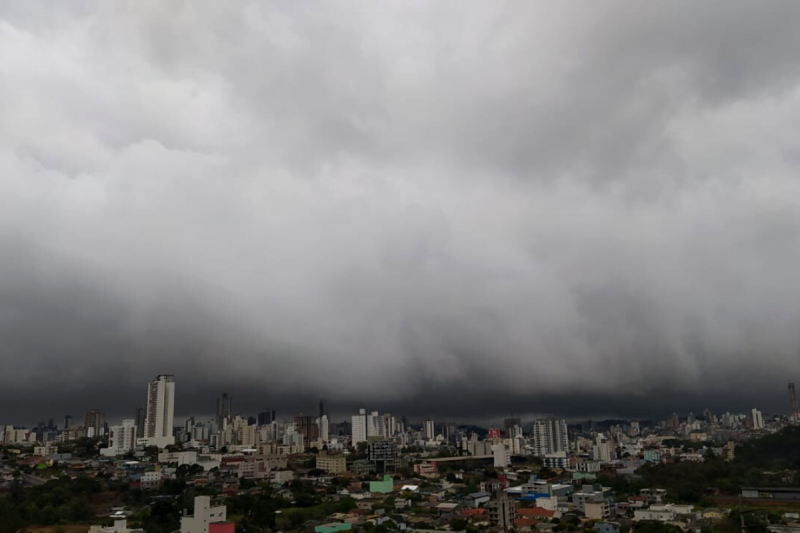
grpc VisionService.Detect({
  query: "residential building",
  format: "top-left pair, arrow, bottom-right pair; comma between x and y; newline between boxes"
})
352,409 -> 367,445
319,415 -> 329,443
316,451 -> 347,474
593,434 -> 612,463
488,493 -> 517,531
295,415 -> 319,445
531,418 -> 568,457
424,419 -> 435,440
414,461 -> 438,478
216,393 -> 233,430
752,408 -> 764,430
573,485 -> 613,516
181,496 -> 228,533
158,451 -> 198,466
238,457 -> 270,480
634,507 -> 675,522
585,501 -> 611,520
84,409 -> 104,437
643,450 -> 662,462
366,411 -> 382,438
144,374 -> 175,448
140,471 -> 162,489
493,443 -> 510,467
544,451 -> 569,469
103,419 -> 137,456
465,491 -> 492,508
237,424 -> 258,447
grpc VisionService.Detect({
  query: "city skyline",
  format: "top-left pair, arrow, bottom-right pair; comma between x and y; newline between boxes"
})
4,381 -> 798,429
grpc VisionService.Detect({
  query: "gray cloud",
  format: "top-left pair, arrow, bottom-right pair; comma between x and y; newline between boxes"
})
2,1 -> 800,424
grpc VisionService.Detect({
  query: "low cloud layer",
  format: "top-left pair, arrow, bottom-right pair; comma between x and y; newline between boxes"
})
2,1 -> 800,423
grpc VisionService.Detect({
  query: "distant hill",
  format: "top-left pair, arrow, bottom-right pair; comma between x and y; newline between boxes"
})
737,425 -> 800,470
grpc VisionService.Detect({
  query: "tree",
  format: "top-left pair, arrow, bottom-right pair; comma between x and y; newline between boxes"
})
450,518 -> 468,531
634,521 -> 684,533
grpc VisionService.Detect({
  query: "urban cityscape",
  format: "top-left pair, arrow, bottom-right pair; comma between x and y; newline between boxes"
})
3,374 -> 800,532
5,1 -> 800,533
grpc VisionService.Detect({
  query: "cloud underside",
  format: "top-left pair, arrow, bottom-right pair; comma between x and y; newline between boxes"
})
2,1 -> 800,421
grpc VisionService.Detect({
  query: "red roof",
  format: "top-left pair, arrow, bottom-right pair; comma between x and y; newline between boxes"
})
515,518 -> 541,527
518,507 -> 555,518
462,508 -> 487,516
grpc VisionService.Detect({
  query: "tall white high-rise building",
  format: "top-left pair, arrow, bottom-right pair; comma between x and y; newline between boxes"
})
352,409 -> 367,445
531,418 -> 568,457
319,415 -> 329,443
367,411 -> 381,438
424,419 -> 435,440
593,433 -> 612,462
144,374 -> 175,448
379,413 -> 396,438
751,408 -> 764,430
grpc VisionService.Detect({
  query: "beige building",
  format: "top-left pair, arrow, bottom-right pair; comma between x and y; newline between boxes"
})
143,374 -> 175,448
238,457 -> 270,480
317,451 -> 347,474
585,501 -> 611,520
238,425 -> 258,447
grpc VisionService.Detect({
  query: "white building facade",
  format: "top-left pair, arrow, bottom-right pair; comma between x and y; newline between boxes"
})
143,374 -> 176,448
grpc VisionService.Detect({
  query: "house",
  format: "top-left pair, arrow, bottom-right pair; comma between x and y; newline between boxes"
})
627,496 -> 647,508
518,508 -> 558,520
514,518 -> 540,531
597,522 -> 621,533
465,491 -> 492,508
639,488 -> 667,503
395,498 -> 410,510
436,502 -> 460,513
634,508 -> 674,522
584,501 -> 611,520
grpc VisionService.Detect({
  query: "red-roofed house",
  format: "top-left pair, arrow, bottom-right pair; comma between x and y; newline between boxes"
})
518,507 -> 557,519
514,518 -> 540,531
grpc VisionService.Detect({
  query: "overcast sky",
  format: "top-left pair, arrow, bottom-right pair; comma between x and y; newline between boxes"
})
3,1 -> 800,425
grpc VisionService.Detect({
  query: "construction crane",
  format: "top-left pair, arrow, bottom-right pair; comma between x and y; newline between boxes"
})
789,382 -> 799,420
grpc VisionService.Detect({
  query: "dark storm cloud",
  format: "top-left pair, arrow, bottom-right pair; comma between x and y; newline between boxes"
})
2,1 -> 800,424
